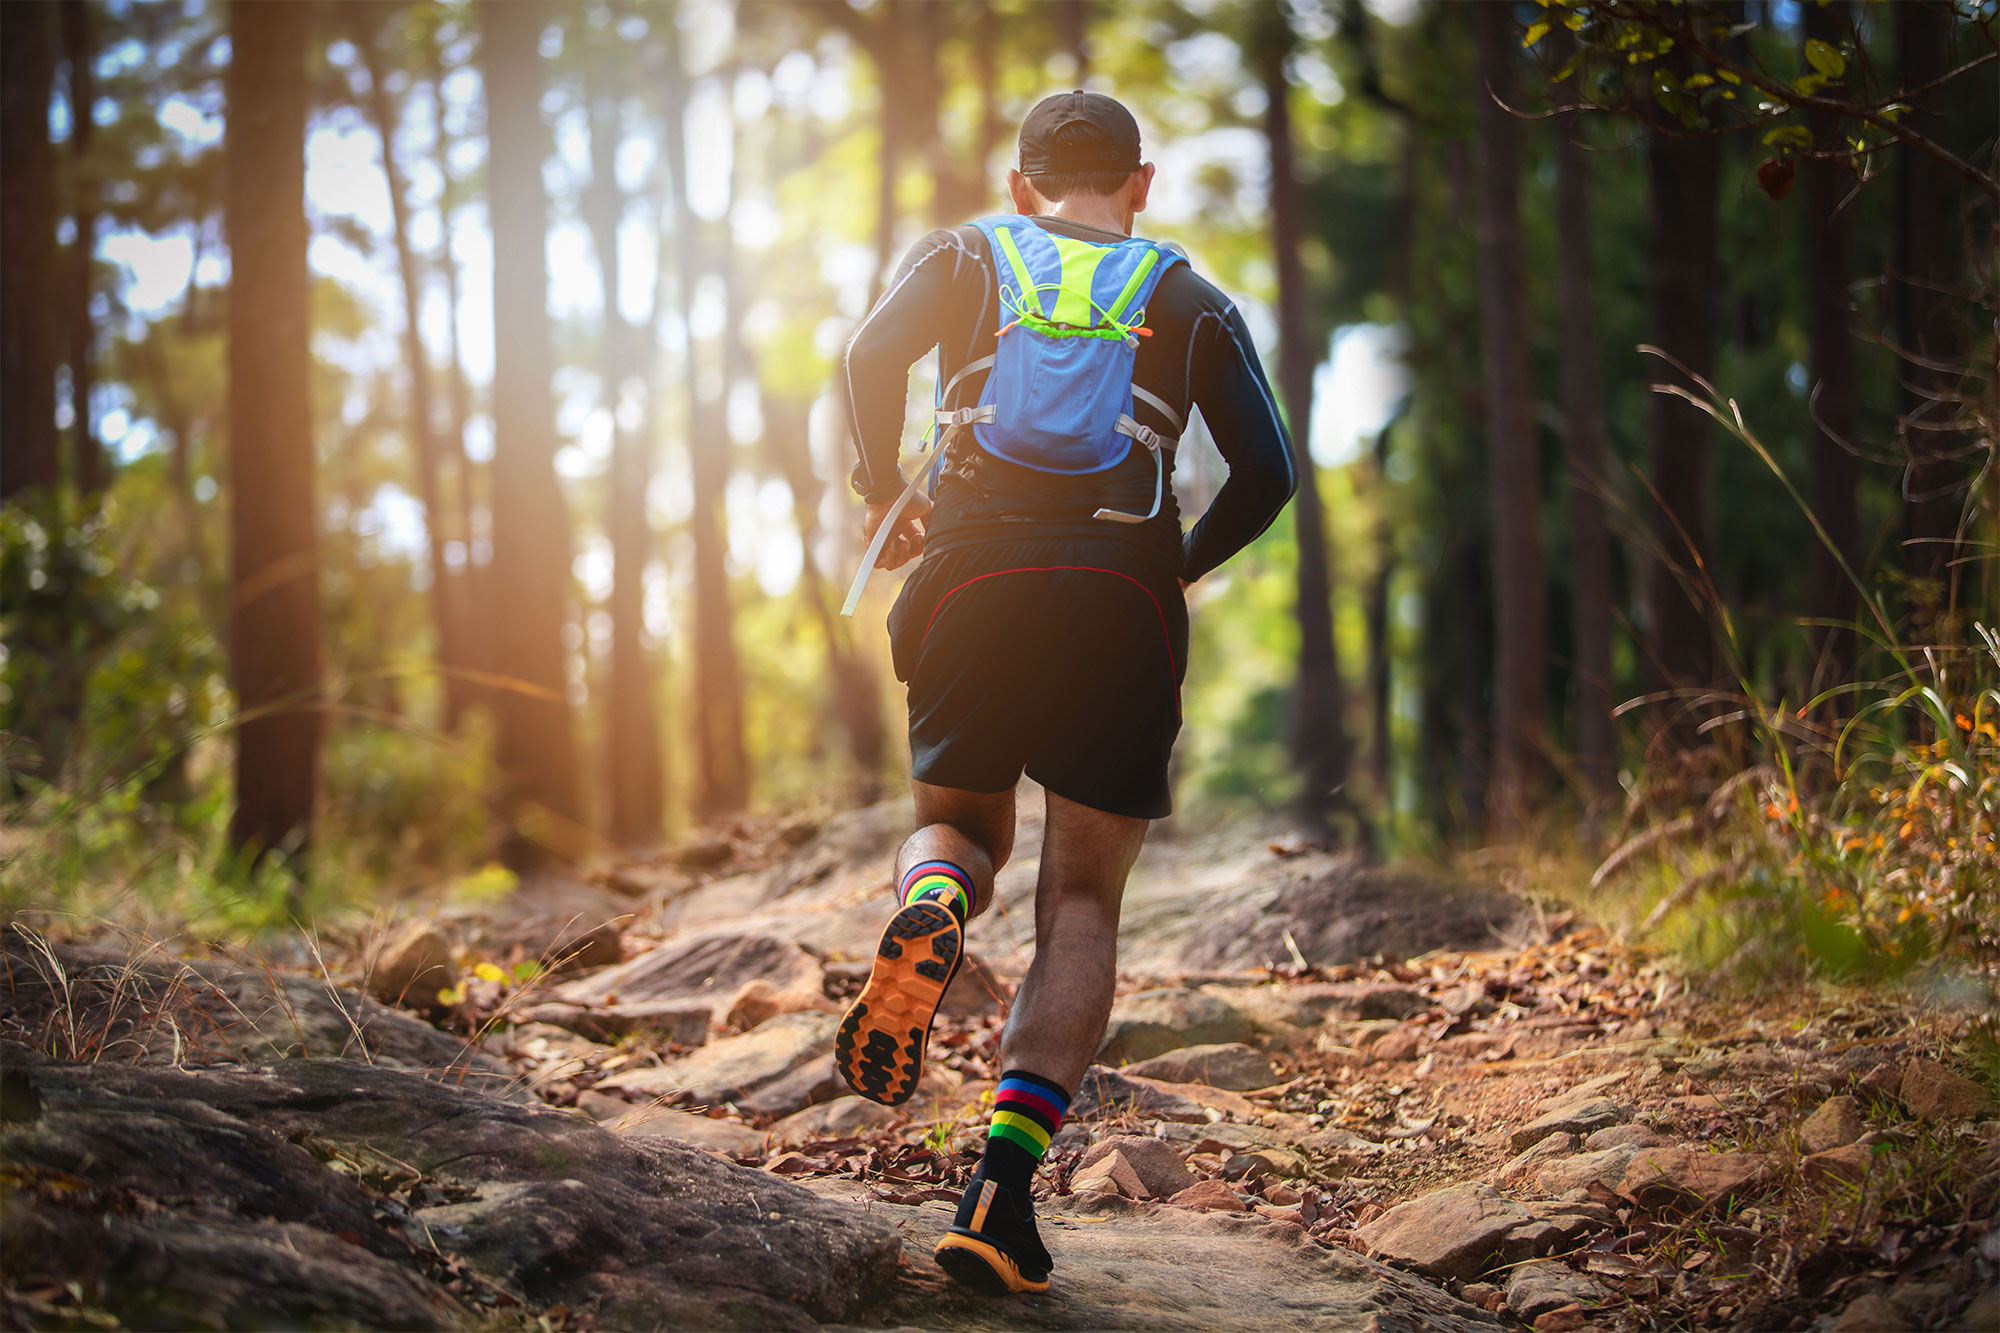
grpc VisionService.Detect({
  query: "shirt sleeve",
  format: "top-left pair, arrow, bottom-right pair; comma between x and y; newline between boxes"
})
1180,303 -> 1299,581
842,229 -> 974,502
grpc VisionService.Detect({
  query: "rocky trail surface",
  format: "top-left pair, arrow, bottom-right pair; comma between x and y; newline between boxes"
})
6,791 -> 1999,1331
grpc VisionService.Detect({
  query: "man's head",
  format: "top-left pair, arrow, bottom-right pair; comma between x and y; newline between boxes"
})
1007,90 -> 1154,232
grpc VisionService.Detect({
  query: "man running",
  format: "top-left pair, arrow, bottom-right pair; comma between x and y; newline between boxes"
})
835,90 -> 1296,1295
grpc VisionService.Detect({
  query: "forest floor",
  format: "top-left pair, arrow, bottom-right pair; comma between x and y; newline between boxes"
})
4,788 -> 1998,1331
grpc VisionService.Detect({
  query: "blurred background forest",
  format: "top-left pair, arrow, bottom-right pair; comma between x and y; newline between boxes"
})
1,0 -> 1994,977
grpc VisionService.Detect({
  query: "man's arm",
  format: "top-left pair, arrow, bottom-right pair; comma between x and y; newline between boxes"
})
843,229 -> 976,504
1180,303 -> 1299,582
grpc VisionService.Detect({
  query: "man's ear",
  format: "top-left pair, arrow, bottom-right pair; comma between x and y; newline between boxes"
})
1127,163 -> 1156,216
1007,168 -> 1039,215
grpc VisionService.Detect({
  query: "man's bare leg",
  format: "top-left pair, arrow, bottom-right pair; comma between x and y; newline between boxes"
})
898,780 -> 1017,917
998,789 -> 1149,1091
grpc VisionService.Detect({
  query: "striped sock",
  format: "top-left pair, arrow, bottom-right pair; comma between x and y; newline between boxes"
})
900,860 -> 971,925
980,1070 -> 1070,1200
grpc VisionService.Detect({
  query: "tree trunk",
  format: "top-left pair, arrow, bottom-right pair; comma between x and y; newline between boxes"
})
583,98 -> 664,847
1802,0 -> 1861,700
426,60 -> 491,718
1894,0 -> 1963,595
1549,28 -> 1616,812
482,0 -> 582,865
866,24 -> 904,310
1258,15 -> 1355,836
1471,0 -> 1547,834
64,0 -> 103,500
1060,0 -> 1090,77
1642,114 -> 1720,713
225,0 -> 322,863
1,0 -> 60,500
355,10 -> 467,730
664,44 -> 748,817
1364,424 -> 1394,803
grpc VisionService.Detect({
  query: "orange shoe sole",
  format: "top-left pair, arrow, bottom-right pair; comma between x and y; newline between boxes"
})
935,1232 -> 1050,1294
835,900 -> 961,1106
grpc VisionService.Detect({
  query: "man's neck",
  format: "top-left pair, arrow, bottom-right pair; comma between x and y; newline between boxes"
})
1039,199 -> 1132,236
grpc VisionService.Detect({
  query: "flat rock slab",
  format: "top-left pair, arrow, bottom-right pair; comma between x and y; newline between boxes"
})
3,1045 -> 900,1330
1619,1148 -> 1774,1215
1357,1183 -> 1549,1284
1509,1098 -> 1626,1154
1099,989 -> 1254,1066
803,1179 -> 1497,1332
556,929 -> 823,1022
595,1012 -> 840,1117
1900,1058 -> 1992,1120
1123,1043 -> 1279,1092
1070,1066 -> 1210,1123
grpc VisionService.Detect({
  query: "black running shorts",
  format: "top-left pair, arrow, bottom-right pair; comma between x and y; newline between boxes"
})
886,536 -> 1189,820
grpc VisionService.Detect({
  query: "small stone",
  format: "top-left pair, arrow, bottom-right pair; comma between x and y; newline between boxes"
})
726,978 -> 836,1032
1534,1146 -> 1639,1197
603,1104 -> 767,1155
1264,1182 -> 1302,1206
1369,1027 -> 1424,1063
671,835 -> 735,868
1460,1283 -> 1503,1310
1619,1147 -> 1774,1215
541,919 -> 623,974
1356,1182 -> 1542,1283
1497,1131 -> 1578,1185
1506,1262 -> 1606,1321
1801,1095 -> 1867,1153
1857,1062 -> 1903,1104
1168,1179 -> 1249,1212
1073,1150 -> 1150,1199
769,1095 -> 900,1143
1123,1043 -> 1279,1092
1098,989 -> 1254,1065
1534,1305 -> 1587,1333
575,1089 -> 633,1121
1291,981 -> 1429,1020
1583,1123 -> 1664,1151
368,921 -> 457,1009
1222,1147 -> 1308,1183
514,1000 -> 711,1046
1079,1136 -> 1196,1199
1900,1058 -> 1992,1120
1803,1143 -> 1872,1187
1509,1098 -> 1625,1154
1254,1203 -> 1304,1226
1831,1293 -> 1911,1333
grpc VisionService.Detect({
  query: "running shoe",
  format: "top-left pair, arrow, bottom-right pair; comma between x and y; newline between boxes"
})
834,898 -> 961,1106
934,1175 -> 1053,1294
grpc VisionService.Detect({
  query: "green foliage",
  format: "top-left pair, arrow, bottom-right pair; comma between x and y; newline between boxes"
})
320,711 -> 497,883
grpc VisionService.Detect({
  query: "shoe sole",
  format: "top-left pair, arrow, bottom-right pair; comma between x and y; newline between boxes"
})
834,900 -> 962,1106
935,1231 -> 1050,1295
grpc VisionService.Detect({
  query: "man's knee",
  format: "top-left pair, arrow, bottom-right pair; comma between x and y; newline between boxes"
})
913,783 -> 1016,870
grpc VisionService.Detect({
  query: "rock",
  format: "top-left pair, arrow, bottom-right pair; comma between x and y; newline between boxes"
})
770,1095 -> 900,1143
1161,1120 -> 1297,1154
1497,1131 -> 1578,1185
1203,986 -> 1321,1043
1098,989 -> 1254,1065
604,1104 -> 769,1156
1075,1150 -> 1151,1199
1801,1095 -> 1868,1152
1168,1179 -> 1249,1212
556,930 -> 823,1025
1803,1143 -> 1872,1187
513,1000 -> 710,1046
1369,1027 -> 1425,1063
1960,1285 -> 2000,1332
1123,1043 -> 1279,1092
1175,863 -> 1511,972
670,834 -> 736,868
1618,1148 -> 1774,1215
1506,1263 -> 1606,1321
1534,1306 -> 1588,1333
1857,1061 -> 1904,1103
1509,1098 -> 1626,1154
1222,1147 -> 1308,1184
1356,1183 -> 1547,1283
1582,1123 -> 1664,1151
1899,1058 -> 1992,1120
1290,982 -> 1430,1020
1080,1135 -> 1197,1198
1523,1200 -> 1616,1245
1265,1182 -> 1302,1206
534,917 -> 624,974
938,952 -> 1009,1018
1296,1125 -> 1388,1156
1460,1283 -> 1503,1311
1533,1146 -> 1640,1197
726,978 -> 836,1031
1832,1293 -> 1912,1332
1254,1204 -> 1304,1226
2,1046 -> 900,1327
595,1012 -> 841,1117
1070,1066 -> 1210,1123
367,920 -> 457,1009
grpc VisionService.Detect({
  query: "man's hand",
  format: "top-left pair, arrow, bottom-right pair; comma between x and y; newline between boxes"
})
865,490 -> 933,570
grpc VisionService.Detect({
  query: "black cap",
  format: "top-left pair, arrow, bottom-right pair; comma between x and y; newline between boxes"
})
1018,90 -> 1142,176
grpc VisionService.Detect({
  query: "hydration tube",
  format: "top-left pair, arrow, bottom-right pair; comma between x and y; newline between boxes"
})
840,451 -> 942,619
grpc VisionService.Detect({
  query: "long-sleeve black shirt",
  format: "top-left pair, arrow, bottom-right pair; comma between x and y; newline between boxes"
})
843,215 -> 1296,582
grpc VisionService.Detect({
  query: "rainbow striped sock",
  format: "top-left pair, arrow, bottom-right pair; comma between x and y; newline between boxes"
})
900,860 -> 971,925
984,1070 -> 1069,1189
